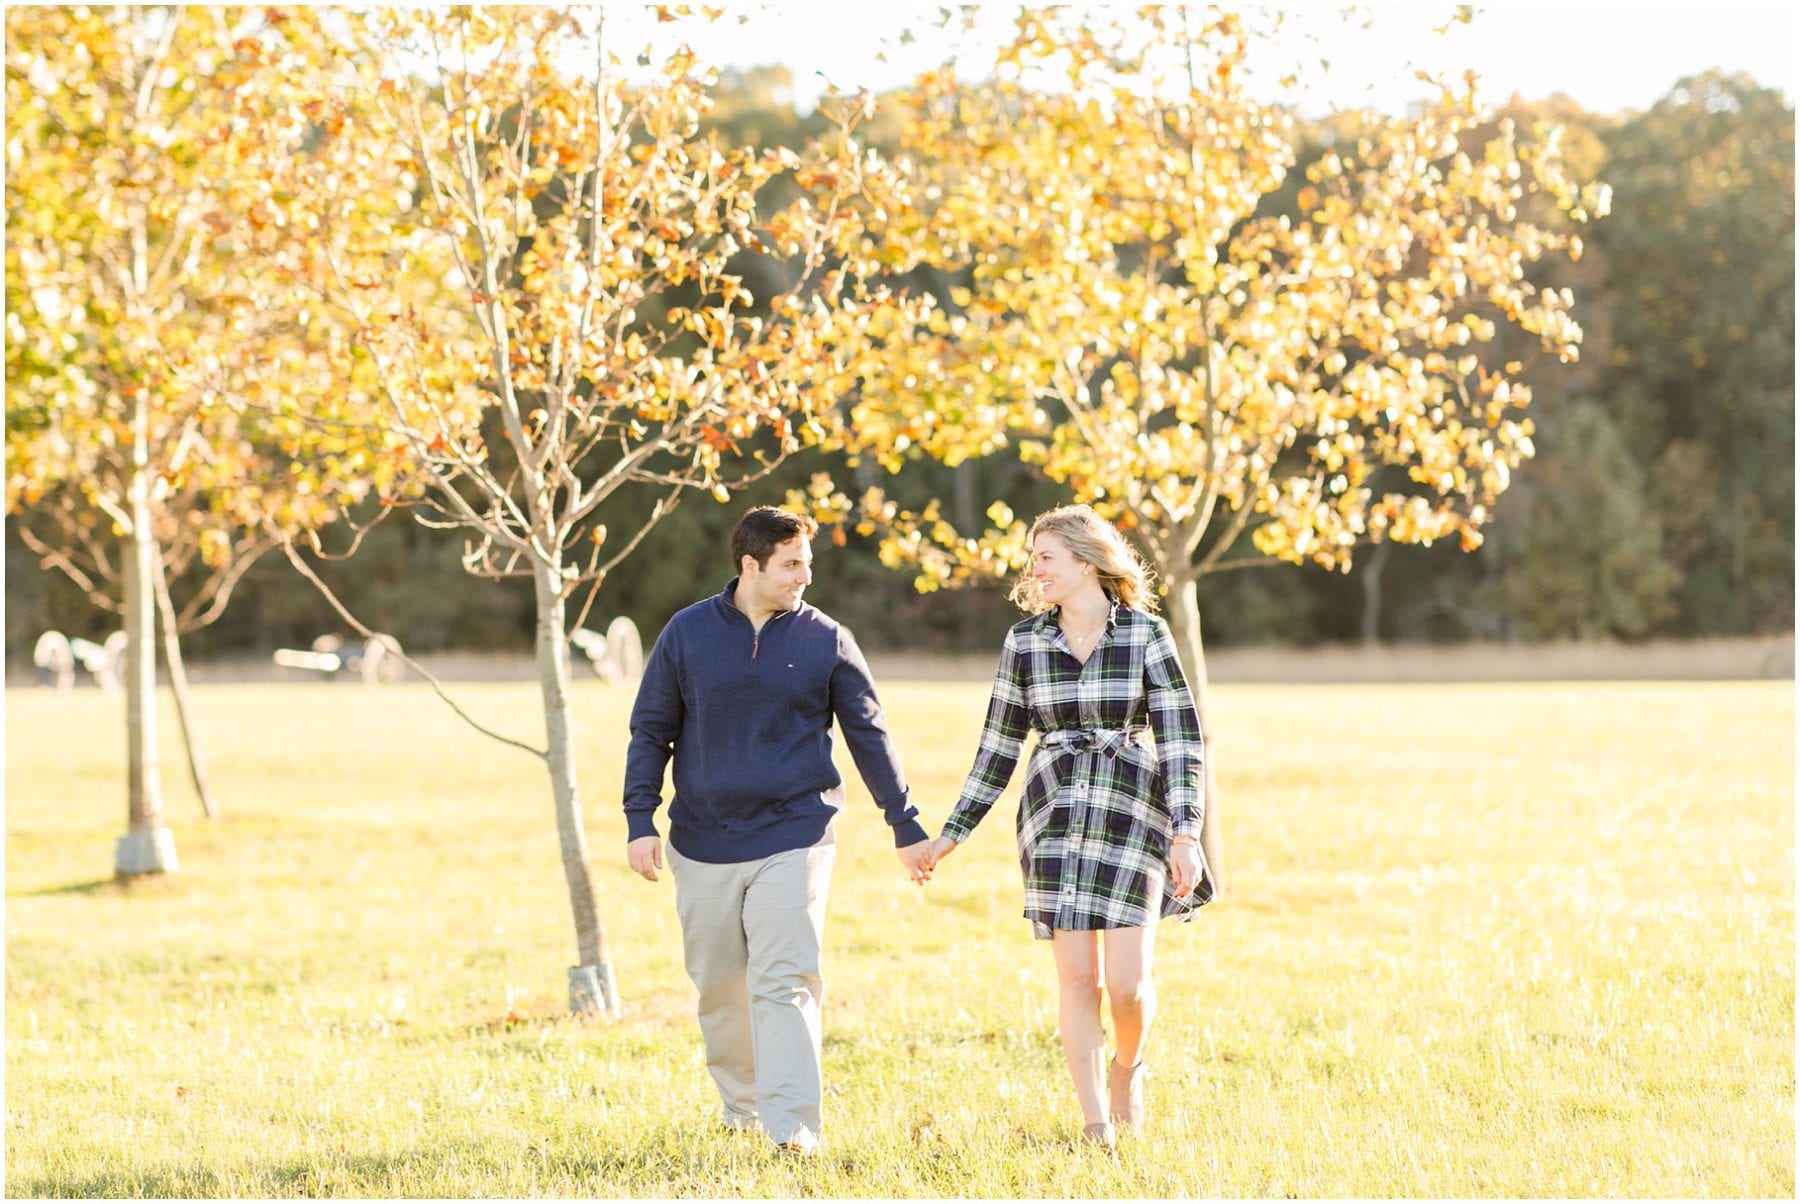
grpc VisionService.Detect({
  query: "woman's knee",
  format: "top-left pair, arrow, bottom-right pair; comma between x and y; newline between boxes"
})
1056,957 -> 1103,1003
1105,971 -> 1156,1015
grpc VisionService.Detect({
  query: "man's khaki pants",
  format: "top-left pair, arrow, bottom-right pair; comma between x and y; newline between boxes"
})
668,841 -> 835,1147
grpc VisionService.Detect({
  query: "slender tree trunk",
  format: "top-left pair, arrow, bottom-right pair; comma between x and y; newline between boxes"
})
1164,574 -> 1224,894
534,563 -> 620,1017
1360,539 -> 1390,647
153,545 -> 217,818
953,462 -> 985,646
115,395 -> 177,876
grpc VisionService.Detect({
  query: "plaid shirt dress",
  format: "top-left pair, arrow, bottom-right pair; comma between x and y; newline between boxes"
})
942,602 -> 1214,938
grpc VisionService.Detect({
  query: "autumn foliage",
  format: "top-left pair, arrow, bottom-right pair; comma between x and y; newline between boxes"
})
803,8 -> 1610,687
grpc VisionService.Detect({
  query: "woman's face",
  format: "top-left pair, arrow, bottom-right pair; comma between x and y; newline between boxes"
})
1031,531 -> 1090,607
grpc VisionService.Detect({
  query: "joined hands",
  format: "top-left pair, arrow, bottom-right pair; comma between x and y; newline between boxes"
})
631,833 -> 961,887
896,834 -> 959,885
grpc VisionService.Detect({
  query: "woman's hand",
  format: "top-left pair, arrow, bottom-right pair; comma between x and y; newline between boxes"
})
926,834 -> 959,871
1170,839 -> 1204,899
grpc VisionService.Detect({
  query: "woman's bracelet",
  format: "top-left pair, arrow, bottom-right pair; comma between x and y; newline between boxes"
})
1170,834 -> 1199,847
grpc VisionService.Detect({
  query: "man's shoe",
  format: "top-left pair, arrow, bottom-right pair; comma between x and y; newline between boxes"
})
773,1128 -> 820,1158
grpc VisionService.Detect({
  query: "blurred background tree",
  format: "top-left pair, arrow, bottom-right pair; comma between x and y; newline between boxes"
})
1593,71 -> 1794,636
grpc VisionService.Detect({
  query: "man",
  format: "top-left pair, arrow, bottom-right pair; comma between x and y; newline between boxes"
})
624,505 -> 934,1156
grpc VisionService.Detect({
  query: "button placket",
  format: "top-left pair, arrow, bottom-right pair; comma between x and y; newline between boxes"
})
1065,749 -> 1092,921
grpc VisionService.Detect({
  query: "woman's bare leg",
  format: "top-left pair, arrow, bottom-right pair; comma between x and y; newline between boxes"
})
1050,929 -> 1108,1127
1103,922 -> 1158,1070
1103,923 -> 1157,1127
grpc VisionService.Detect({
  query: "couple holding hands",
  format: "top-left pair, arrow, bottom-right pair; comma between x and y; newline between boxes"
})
623,503 -> 1215,1155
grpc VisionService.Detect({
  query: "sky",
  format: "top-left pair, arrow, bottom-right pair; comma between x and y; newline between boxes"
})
623,2 -> 1799,115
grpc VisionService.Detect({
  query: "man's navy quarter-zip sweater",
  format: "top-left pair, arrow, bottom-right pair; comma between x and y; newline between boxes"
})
622,579 -> 927,864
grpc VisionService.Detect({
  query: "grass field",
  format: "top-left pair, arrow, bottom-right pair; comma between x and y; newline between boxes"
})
4,678 -> 1793,1197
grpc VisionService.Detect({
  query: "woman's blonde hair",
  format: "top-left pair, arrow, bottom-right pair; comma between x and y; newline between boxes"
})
1008,504 -> 1159,615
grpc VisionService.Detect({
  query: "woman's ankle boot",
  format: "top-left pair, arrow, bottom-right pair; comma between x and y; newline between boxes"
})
1109,1059 -> 1146,1129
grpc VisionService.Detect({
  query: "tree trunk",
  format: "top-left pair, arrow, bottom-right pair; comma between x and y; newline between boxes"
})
115,396 -> 177,876
534,563 -> 620,1017
1164,574 -> 1224,895
1359,539 -> 1390,646
952,462 -> 988,646
153,545 -> 217,819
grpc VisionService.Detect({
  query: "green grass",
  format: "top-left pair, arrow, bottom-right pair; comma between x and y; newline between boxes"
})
5,679 -> 1793,1197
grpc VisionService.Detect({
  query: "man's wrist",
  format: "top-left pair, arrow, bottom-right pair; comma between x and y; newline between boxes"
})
891,817 -> 929,848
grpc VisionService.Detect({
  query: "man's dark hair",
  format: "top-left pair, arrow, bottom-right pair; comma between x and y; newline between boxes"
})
731,506 -> 818,572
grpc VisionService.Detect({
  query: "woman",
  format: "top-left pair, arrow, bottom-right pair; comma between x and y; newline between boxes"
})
927,504 -> 1212,1149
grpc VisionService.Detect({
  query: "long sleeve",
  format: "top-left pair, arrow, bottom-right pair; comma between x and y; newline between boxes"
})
941,628 -> 1033,843
622,624 -> 685,841
829,626 -> 928,847
1144,618 -> 1205,838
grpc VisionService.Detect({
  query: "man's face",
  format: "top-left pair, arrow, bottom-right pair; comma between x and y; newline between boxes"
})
741,535 -> 814,614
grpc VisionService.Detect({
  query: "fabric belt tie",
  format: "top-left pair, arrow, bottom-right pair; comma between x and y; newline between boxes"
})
1039,727 -> 1149,760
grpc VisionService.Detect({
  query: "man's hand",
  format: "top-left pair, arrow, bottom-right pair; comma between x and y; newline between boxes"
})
896,838 -> 934,885
628,835 -> 664,882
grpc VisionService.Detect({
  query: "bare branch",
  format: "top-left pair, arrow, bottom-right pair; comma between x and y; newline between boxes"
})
131,7 -> 181,124
595,486 -> 683,580
277,531 -> 547,759
174,535 -> 278,631
16,521 -> 119,613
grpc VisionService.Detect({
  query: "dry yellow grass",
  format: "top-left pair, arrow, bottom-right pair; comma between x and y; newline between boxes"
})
4,678 -> 1793,1196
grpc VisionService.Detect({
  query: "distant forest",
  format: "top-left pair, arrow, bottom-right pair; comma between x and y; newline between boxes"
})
6,67 -> 1792,661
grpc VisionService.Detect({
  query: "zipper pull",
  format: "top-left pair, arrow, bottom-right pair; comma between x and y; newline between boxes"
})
752,632 -> 760,660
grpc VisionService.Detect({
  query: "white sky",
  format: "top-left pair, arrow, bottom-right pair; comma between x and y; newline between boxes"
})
620,2 -> 1798,115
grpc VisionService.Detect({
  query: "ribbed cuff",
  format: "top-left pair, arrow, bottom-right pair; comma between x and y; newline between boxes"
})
625,810 -> 660,842
890,817 -> 929,848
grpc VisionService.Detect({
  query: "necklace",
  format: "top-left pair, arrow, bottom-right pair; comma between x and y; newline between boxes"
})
1061,614 -> 1108,647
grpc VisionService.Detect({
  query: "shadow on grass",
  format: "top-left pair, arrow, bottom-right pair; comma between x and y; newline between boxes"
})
11,867 -> 207,899
567,1122 -> 825,1191
19,1143 -> 521,1199
12,875 -> 133,898
12,1163 -> 231,1198
12,1116 -> 1115,1197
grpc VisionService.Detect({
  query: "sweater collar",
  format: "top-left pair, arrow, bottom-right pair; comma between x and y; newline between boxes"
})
719,577 -> 808,626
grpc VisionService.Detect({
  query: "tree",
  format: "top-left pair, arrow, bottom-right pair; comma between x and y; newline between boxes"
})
4,6 -> 393,867
804,8 -> 1609,884
239,7 -> 908,1014
1344,91 -> 1626,645
1592,71 -> 1794,635
1486,406 -> 1679,639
